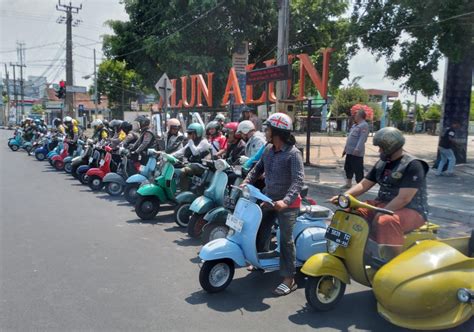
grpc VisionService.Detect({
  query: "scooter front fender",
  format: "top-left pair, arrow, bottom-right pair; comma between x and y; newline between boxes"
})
175,191 -> 197,204
51,155 -> 62,162
190,195 -> 215,214
126,173 -> 147,184
103,172 -> 126,185
77,165 -> 90,174
137,183 -> 166,202
35,147 -> 48,155
300,253 -> 351,284
63,156 -> 73,164
86,168 -> 105,179
204,206 -> 230,223
199,238 -> 246,267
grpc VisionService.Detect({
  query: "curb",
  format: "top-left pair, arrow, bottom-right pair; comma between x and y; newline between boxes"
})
306,181 -> 474,227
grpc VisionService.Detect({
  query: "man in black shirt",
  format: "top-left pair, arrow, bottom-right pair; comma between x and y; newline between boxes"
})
331,127 -> 429,259
435,122 -> 459,176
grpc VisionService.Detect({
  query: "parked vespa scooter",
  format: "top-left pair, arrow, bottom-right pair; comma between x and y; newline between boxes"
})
198,184 -> 331,293
33,135 -> 56,161
70,139 -> 94,178
86,145 -> 116,191
76,145 -> 102,184
47,138 -> 64,165
8,129 -> 33,153
123,149 -> 159,204
300,194 -> 473,330
63,139 -> 84,173
102,148 -> 140,196
51,142 -> 70,170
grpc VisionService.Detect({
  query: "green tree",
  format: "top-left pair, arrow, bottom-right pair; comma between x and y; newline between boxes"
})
97,59 -> 142,118
470,94 -> 474,121
390,100 -> 405,126
330,86 -> 369,117
103,0 -> 353,104
31,104 -> 44,114
351,1 -> 473,97
415,104 -> 425,122
424,103 -> 442,121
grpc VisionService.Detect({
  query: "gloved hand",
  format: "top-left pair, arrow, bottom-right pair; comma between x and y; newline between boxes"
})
239,156 -> 249,165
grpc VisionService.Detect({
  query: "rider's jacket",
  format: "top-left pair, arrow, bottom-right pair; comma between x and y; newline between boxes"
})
165,132 -> 184,154
374,154 -> 429,219
131,128 -> 156,154
173,137 -> 211,163
93,128 -> 109,141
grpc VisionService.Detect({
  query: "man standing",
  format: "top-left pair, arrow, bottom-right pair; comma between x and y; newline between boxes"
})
342,110 -> 369,188
436,121 -> 459,176
243,113 -> 304,296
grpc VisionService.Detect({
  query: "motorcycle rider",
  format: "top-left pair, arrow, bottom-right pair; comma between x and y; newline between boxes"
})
164,118 -> 184,154
242,113 -> 304,296
236,120 -> 265,165
109,119 -> 125,150
216,122 -> 245,165
214,113 -> 226,128
119,121 -> 139,149
130,115 -> 156,164
172,123 -> 211,191
331,127 -> 428,260
91,119 -> 109,144
206,120 -> 227,157
53,118 -> 66,135
63,116 -> 80,155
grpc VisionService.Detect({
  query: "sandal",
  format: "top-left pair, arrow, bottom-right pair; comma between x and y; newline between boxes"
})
272,282 -> 297,296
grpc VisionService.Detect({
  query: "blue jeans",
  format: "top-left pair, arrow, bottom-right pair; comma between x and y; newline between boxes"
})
437,147 -> 456,175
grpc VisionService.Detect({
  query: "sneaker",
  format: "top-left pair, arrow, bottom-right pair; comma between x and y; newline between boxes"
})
444,172 -> 455,177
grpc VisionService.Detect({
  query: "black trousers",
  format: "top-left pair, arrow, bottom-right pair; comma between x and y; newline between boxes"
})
344,154 -> 364,183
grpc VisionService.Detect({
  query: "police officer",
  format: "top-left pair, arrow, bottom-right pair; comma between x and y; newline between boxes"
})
91,119 -> 109,144
332,127 -> 429,259
63,116 -> 80,155
130,115 -> 156,164
120,121 -> 139,149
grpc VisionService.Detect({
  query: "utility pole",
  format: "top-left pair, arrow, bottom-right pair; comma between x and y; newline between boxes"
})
276,0 -> 290,111
56,0 -> 82,118
10,63 -> 18,123
4,64 -> 10,125
17,42 -> 26,117
93,48 -> 98,124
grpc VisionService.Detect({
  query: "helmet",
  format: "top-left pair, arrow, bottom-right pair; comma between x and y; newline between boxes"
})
34,119 -> 41,125
264,113 -> 293,132
109,119 -> 123,130
206,121 -> 220,131
224,122 -> 241,139
167,118 -> 181,129
53,118 -> 62,127
373,127 -> 405,156
119,121 -> 133,134
91,119 -> 103,128
237,120 -> 255,135
135,115 -> 150,129
186,122 -> 204,138
103,119 -> 110,128
215,114 -> 226,122
63,116 -> 73,124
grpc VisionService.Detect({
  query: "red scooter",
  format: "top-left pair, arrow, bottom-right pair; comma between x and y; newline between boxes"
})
51,142 -> 69,171
86,146 -> 115,191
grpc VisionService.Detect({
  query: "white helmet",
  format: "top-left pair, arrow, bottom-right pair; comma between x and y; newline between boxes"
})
265,113 -> 293,131
63,116 -> 73,124
237,120 -> 255,134
167,118 -> 181,128
91,119 -> 103,128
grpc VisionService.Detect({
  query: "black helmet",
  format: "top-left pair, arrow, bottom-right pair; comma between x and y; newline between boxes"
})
109,119 -> 123,130
135,115 -> 150,129
53,118 -> 62,127
120,121 -> 133,134
373,127 -> 405,157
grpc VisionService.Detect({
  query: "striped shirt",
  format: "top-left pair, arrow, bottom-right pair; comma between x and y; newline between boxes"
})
246,144 -> 304,205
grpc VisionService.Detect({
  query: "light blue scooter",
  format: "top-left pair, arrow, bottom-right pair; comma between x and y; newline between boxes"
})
47,137 -> 64,164
198,184 -> 331,293
123,149 -> 160,204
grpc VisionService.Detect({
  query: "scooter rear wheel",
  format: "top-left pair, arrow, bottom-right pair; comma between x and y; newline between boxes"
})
9,144 -> 19,151
174,203 -> 192,228
305,276 -> 346,311
79,172 -> 89,185
201,222 -> 229,245
35,152 -> 46,161
88,175 -> 104,191
135,195 -> 160,220
54,160 -> 64,171
105,182 -> 123,196
64,162 -> 72,173
124,183 -> 140,204
187,213 -> 206,238
199,259 -> 234,293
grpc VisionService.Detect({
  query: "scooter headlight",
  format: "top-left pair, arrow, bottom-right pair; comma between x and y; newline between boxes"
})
457,288 -> 473,303
242,186 -> 250,199
338,195 -> 350,209
227,228 -> 235,237
327,240 -> 339,253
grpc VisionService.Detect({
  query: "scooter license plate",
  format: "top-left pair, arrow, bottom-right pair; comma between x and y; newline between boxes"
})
226,214 -> 243,233
89,157 -> 93,163
99,159 -> 105,167
192,176 -> 203,186
325,226 -> 351,247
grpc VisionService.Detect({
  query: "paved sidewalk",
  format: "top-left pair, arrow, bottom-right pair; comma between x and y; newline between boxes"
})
299,133 -> 474,237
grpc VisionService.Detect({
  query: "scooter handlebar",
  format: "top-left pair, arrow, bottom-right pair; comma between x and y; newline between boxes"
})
373,207 -> 394,216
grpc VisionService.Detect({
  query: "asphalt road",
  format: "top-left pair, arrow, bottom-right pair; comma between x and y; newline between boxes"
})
0,130 -> 472,332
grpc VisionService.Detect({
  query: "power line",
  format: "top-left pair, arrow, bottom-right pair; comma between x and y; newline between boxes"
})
0,42 -> 64,54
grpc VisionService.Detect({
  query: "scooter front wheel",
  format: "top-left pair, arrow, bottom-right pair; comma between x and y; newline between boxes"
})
305,276 -> 346,311
54,160 -> 64,171
201,222 -> 229,245
79,172 -> 89,185
25,145 -> 33,154
35,151 -> 46,161
174,203 -> 192,228
199,259 -> 234,293
105,182 -> 123,196
135,195 -> 160,220
64,162 -> 72,173
9,144 -> 19,151
187,213 -> 206,238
